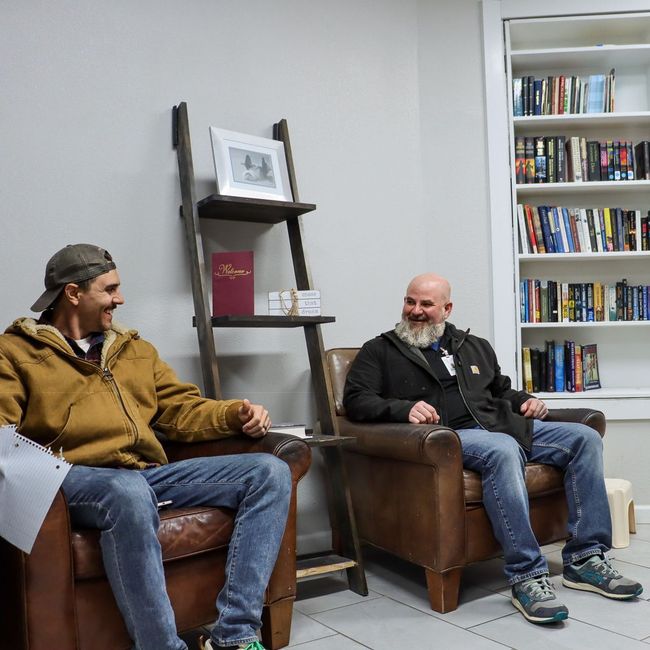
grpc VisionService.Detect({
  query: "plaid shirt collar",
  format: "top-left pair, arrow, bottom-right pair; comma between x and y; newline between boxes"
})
37,313 -> 105,365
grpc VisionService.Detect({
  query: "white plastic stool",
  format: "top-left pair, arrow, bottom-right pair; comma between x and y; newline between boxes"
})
604,478 -> 637,548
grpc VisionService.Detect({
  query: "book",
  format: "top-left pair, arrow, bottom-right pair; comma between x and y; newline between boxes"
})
554,342 -> 565,392
534,136 -> 547,183
582,344 -> 601,390
556,136 -> 567,182
211,251 -> 254,317
517,204 -> 530,254
567,136 -> 583,182
522,347 -> 533,392
574,344 -> 583,392
586,74 -> 605,113
515,136 -> 526,184
513,77 -> 524,116
524,137 -> 535,183
268,423 -> 308,438
268,307 -> 321,316
586,141 -> 601,180
0,425 -> 73,553
546,137 -> 556,183
523,204 -> 538,253
634,141 -> 650,180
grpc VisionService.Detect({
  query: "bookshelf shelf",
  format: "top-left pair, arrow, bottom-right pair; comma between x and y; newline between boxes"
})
484,4 -> 650,419
516,180 -> 650,196
519,251 -> 650,262
513,112 -> 650,133
537,387 -> 650,399
511,44 -> 650,71
521,321 -> 650,329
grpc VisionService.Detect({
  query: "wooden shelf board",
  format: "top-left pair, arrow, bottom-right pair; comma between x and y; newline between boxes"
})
196,315 -> 335,328
197,194 -> 316,223
296,553 -> 357,578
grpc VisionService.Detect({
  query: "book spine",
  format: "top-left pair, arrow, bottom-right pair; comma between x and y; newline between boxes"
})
587,141 -> 601,180
556,136 -> 566,182
525,137 -> 535,183
534,136 -> 547,183
515,136 -> 526,184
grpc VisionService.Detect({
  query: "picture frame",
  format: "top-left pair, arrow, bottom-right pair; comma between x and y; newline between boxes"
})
209,126 -> 293,202
582,343 -> 601,390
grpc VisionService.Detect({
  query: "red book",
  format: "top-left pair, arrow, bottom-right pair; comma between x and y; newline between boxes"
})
211,251 -> 254,316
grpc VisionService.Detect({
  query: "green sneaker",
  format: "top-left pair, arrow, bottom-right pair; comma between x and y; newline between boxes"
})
563,554 -> 643,599
511,575 -> 569,624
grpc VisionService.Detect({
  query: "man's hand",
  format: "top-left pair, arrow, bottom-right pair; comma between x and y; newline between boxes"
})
520,397 -> 548,420
408,400 -> 440,424
238,399 -> 271,438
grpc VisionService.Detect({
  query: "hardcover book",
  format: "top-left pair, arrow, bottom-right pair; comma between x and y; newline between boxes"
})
211,251 -> 254,317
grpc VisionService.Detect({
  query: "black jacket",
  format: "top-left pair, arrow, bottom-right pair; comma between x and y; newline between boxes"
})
343,322 -> 535,450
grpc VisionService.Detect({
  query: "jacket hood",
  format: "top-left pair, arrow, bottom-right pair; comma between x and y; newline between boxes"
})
5,317 -> 138,368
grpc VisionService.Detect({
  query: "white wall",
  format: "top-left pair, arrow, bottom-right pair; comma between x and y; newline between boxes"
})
0,0 -> 504,550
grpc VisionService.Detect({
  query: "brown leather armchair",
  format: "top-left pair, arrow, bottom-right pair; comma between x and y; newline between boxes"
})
325,347 -> 606,614
0,433 -> 311,650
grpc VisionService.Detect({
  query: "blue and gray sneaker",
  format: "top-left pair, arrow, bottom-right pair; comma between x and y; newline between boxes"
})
512,576 -> 569,623
511,575 -> 569,624
563,554 -> 643,599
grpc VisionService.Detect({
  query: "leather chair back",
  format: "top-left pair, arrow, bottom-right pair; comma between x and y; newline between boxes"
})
325,348 -> 358,417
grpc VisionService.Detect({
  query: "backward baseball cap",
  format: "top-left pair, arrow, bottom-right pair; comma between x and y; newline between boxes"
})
31,243 -> 116,312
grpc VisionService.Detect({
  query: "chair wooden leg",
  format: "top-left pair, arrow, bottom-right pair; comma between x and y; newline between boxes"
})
261,598 -> 293,650
425,567 -> 462,613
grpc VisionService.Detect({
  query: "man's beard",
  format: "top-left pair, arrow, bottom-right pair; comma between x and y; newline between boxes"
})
395,317 -> 446,348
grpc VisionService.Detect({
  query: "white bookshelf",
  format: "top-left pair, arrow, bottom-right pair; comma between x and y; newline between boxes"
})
482,1 -> 650,421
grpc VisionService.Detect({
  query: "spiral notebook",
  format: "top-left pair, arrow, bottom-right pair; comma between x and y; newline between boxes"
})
0,424 -> 72,553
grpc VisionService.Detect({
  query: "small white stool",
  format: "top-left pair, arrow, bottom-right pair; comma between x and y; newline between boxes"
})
604,478 -> 637,548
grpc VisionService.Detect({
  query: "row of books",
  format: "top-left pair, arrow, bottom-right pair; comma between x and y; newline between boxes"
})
517,204 -> 650,254
513,71 -> 615,117
520,279 -> 650,323
522,341 -> 601,393
515,136 -> 650,184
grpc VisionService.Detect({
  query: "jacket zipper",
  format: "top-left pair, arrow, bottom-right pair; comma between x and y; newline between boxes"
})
101,366 -> 139,446
452,330 -> 487,430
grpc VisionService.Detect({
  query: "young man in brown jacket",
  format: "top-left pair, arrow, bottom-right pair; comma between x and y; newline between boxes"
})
0,243 -> 289,650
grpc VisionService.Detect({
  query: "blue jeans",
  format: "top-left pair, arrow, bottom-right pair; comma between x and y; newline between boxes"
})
61,453 -> 292,650
456,420 -> 612,585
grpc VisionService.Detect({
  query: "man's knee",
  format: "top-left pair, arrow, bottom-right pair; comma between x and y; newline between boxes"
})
253,454 -> 292,495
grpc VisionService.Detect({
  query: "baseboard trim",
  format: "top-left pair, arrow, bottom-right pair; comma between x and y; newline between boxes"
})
634,505 -> 650,524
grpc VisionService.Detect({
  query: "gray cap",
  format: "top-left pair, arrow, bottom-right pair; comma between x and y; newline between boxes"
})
31,243 -> 116,312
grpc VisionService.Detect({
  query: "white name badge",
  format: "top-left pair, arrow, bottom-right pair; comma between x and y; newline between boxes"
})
442,354 -> 456,376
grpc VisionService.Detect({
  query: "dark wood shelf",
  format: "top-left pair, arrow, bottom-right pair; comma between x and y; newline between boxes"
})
192,315 -> 335,328
174,104 -> 366,598
197,194 -> 316,223
296,552 -> 358,579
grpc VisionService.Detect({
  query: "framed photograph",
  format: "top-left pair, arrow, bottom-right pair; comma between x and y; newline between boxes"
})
209,126 -> 293,202
582,343 -> 601,390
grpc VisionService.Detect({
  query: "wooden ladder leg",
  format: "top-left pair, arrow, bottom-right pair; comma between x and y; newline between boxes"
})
261,598 -> 293,650
425,567 -> 462,613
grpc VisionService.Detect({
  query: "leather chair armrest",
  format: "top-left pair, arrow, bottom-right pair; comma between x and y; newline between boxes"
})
0,491 -> 77,650
545,408 -> 606,437
337,418 -> 463,466
162,432 -> 312,482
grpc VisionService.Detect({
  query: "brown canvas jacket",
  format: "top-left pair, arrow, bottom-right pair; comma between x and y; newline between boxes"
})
0,318 -> 243,468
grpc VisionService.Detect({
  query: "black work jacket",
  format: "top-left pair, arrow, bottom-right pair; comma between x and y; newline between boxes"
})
343,322 -> 535,450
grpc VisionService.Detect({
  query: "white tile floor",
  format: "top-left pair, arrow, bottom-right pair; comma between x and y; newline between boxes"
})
284,524 -> 650,650
182,524 -> 650,650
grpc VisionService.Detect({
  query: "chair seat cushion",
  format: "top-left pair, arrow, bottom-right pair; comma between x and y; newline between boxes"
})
71,506 -> 235,580
464,463 -> 564,505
